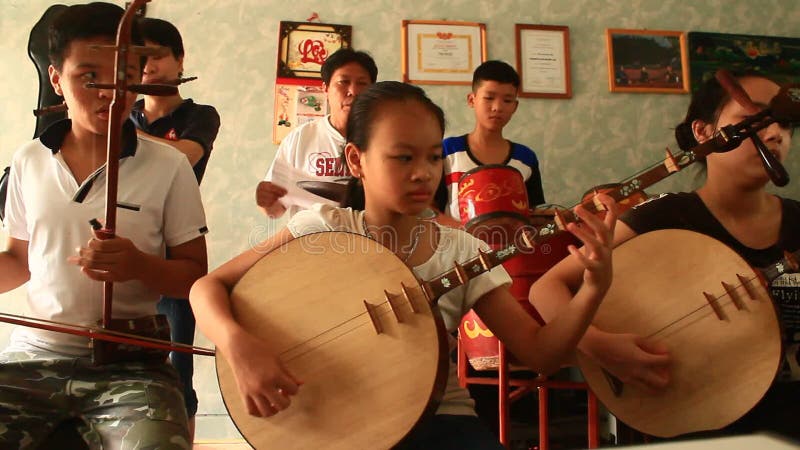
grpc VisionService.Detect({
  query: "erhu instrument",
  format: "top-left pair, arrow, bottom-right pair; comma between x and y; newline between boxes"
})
0,0 -> 213,358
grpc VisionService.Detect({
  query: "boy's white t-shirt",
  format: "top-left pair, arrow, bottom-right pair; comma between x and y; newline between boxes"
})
287,204 -> 512,416
3,121 -> 208,356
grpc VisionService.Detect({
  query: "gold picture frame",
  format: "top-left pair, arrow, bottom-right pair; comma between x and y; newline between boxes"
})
401,20 -> 487,85
606,28 -> 689,94
277,21 -> 352,80
515,24 -> 572,99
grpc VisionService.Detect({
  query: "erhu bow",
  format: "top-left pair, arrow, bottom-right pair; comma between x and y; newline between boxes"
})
715,69 -> 790,186
91,0 -> 213,358
33,76 -> 196,116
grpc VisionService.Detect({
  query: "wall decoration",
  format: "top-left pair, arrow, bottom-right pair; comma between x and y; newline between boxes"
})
277,21 -> 352,79
606,28 -> 688,94
401,20 -> 486,85
688,31 -> 800,92
272,80 -> 327,144
515,24 -> 572,99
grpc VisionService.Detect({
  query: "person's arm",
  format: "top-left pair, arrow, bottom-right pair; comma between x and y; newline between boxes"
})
530,220 -> 671,389
525,163 -> 545,207
0,237 -> 30,293
136,104 -> 220,167
2,158 -> 31,292
190,227 -> 300,417
474,197 -> 616,375
256,181 -> 288,218
69,233 -> 207,299
257,130 -> 297,217
136,130 -> 205,166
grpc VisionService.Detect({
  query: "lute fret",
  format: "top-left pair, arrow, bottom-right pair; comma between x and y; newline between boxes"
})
422,245 -> 523,303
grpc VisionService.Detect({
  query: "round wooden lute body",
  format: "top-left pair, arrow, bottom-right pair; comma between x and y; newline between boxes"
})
577,229 -> 782,437
216,232 -> 448,450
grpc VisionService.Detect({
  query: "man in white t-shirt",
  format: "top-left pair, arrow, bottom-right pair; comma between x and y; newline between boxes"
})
0,3 -> 207,448
255,48 -> 378,218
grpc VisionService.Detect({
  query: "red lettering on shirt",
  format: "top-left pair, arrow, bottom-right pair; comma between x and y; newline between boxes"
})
324,158 -> 335,174
164,129 -> 178,141
314,158 -> 326,175
309,152 -> 351,177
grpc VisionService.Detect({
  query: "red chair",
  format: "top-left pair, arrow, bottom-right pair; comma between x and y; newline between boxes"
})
458,231 -> 599,450
457,188 -> 651,449
457,331 -> 600,450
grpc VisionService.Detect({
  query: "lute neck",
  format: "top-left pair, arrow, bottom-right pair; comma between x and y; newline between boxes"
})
420,245 -> 521,302
419,115 -> 769,303
420,148 -> 695,303
534,148 -> 692,242
760,249 -> 800,282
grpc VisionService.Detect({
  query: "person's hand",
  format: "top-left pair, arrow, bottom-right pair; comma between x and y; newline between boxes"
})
227,329 -> 302,417
255,181 -> 287,218
588,332 -> 671,392
565,193 -> 617,297
68,227 -> 143,282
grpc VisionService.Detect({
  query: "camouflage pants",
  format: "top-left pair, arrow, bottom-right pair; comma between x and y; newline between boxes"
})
0,349 -> 190,450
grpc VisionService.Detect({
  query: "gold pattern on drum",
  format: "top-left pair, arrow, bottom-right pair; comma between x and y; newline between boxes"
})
463,319 -> 494,339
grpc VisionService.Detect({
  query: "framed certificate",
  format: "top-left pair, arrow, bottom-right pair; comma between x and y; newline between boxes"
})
401,20 -> 487,85
515,24 -> 572,99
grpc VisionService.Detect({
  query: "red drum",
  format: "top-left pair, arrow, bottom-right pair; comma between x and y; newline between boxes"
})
502,231 -> 580,277
459,232 -> 578,371
459,189 -> 642,371
458,165 -> 529,245
460,310 -> 500,371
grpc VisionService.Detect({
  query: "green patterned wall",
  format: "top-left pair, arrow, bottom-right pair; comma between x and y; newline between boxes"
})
1,0 -> 798,440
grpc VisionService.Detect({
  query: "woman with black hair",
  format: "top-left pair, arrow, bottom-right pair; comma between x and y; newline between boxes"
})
532,72 -> 799,440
